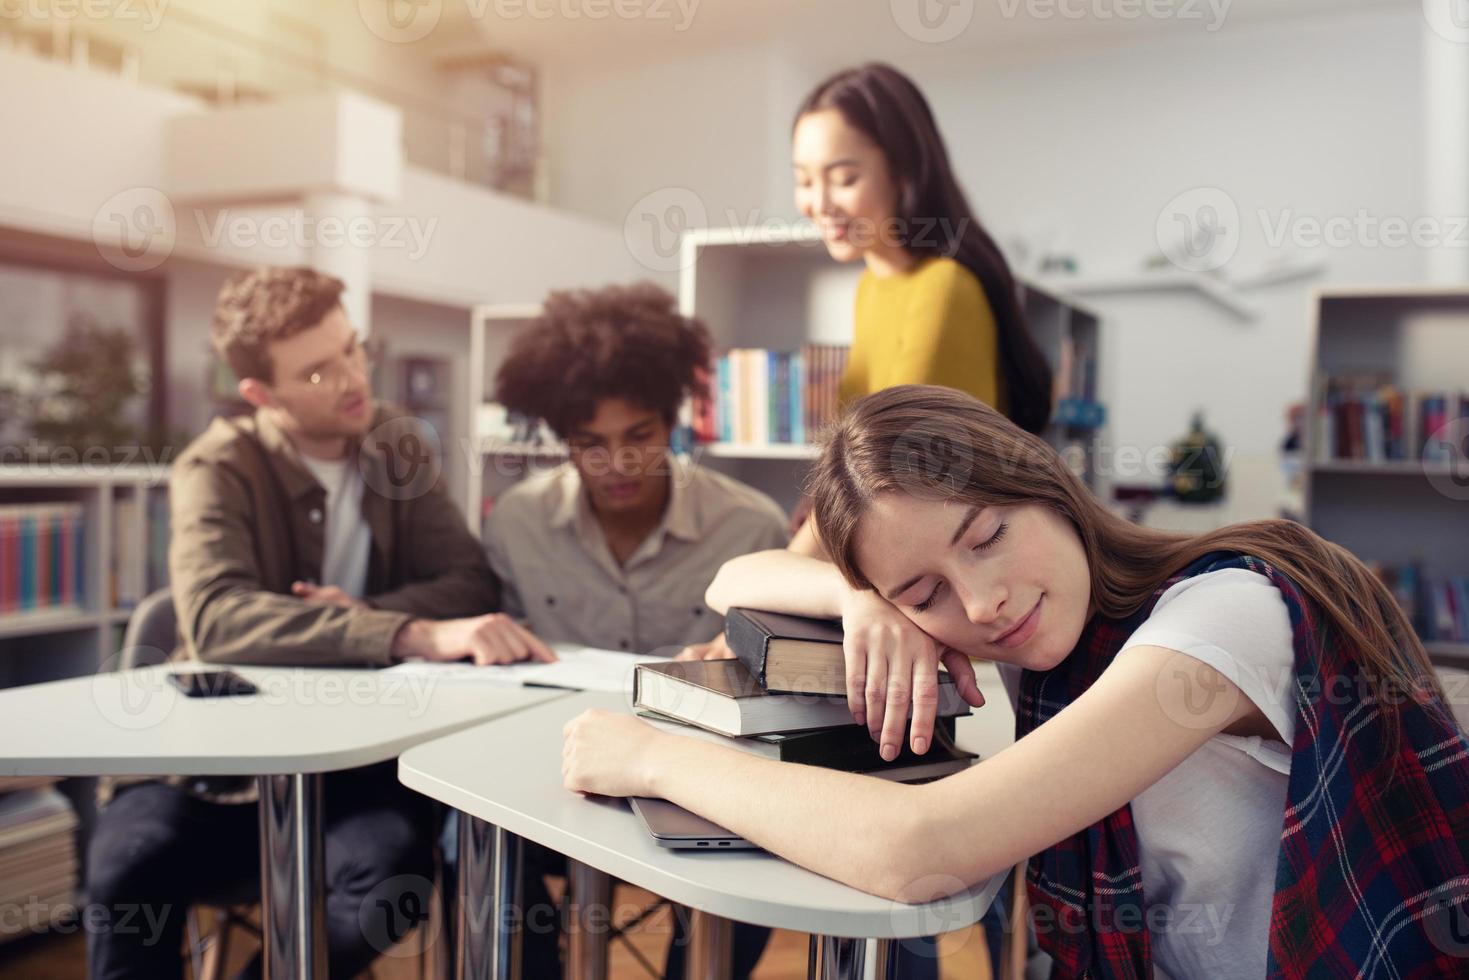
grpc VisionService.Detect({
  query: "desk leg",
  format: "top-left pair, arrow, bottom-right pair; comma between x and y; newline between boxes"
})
565,860 -> 612,980
456,813 -> 523,980
809,935 -> 896,980
686,911 -> 733,980
258,773 -> 326,980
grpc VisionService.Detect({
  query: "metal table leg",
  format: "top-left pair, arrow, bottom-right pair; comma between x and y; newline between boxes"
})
258,773 -> 326,980
565,860 -> 612,980
808,935 -> 896,980
457,813 -> 523,980
686,910 -> 733,980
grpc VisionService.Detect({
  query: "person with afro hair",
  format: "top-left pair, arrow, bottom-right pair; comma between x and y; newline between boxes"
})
481,281 -> 788,978
487,281 -> 788,658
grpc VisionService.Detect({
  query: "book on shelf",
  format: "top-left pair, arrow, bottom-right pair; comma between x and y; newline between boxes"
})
638,707 -> 976,782
632,657 -> 970,738
0,503 -> 85,618
1313,375 -> 1468,465
1374,562 -> 1469,645
699,345 -> 849,447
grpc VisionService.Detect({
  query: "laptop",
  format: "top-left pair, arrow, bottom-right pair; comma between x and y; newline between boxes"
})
629,797 -> 760,850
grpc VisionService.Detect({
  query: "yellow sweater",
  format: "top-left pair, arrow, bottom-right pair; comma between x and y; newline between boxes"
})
838,256 -> 1006,413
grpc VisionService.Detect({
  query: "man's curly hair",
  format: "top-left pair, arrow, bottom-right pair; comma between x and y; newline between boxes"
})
495,282 -> 712,437
211,266 -> 345,382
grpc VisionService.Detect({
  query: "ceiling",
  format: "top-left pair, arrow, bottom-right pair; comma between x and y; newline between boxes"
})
426,0 -> 1409,71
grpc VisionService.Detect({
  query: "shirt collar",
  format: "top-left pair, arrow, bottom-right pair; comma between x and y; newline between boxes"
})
547,458 -> 702,546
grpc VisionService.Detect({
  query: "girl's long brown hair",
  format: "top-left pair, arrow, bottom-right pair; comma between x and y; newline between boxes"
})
808,385 -> 1451,769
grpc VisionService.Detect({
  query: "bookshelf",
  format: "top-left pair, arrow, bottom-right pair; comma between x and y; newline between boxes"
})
1303,287 -> 1469,667
676,225 -> 1106,512
465,304 -> 554,532
0,465 -> 169,910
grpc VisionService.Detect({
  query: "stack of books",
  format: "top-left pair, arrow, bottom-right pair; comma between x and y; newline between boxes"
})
633,608 -> 976,782
0,503 -> 85,619
693,346 -> 850,446
0,779 -> 79,945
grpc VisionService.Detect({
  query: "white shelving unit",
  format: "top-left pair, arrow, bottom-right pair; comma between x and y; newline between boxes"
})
0,465 -> 171,897
1302,287 -> 1469,667
677,225 -> 1106,512
465,304 -> 554,530
0,465 -> 169,686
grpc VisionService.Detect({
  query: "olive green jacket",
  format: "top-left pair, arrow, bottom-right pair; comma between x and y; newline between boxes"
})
166,404 -> 497,668
101,404 -> 498,805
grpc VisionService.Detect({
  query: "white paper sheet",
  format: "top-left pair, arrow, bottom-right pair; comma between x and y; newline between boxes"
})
380,643 -> 664,694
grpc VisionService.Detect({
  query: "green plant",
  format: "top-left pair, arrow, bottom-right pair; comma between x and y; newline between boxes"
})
25,315 -> 148,459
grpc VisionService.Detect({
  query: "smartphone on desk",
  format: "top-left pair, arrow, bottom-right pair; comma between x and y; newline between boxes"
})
167,669 -> 259,698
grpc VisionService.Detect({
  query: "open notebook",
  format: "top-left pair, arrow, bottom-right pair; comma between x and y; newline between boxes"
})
380,643 -> 663,695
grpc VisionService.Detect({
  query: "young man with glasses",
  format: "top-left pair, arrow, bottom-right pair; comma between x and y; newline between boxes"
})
86,266 -> 538,980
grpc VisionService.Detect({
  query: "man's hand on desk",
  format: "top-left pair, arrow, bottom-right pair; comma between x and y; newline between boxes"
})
391,614 -> 558,666
292,581 -> 367,610
675,632 -> 737,662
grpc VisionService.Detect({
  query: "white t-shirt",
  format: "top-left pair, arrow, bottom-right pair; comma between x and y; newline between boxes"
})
998,567 -> 1296,980
297,454 -> 372,600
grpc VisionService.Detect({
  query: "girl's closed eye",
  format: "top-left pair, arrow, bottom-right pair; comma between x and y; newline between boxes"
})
974,521 -> 1009,552
914,581 -> 944,613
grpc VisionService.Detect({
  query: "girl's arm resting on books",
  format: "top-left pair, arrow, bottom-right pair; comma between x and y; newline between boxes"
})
706,551 -> 988,755
563,643 -> 1257,903
705,549 -> 850,619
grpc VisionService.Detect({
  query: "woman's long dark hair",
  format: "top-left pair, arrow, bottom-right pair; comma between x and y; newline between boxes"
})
796,63 -> 1053,434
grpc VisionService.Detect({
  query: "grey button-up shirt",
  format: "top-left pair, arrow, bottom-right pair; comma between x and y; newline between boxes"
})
484,460 -> 789,656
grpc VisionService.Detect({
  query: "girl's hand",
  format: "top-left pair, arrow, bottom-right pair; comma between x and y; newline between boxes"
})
562,709 -> 666,798
839,590 -> 985,762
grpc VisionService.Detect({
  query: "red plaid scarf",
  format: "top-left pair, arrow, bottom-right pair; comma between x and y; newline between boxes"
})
1016,552 -> 1469,978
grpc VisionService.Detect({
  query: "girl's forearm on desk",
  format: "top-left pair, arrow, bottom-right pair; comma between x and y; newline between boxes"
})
704,550 -> 853,618
646,734 -> 938,902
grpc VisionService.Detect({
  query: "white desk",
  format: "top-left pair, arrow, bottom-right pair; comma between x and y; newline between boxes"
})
399,691 -> 1008,980
0,663 -> 568,979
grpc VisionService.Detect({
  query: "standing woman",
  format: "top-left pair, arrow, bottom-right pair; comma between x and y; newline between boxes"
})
792,63 -> 1053,434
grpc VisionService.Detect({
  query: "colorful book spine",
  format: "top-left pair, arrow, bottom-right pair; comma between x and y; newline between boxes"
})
0,504 -> 84,619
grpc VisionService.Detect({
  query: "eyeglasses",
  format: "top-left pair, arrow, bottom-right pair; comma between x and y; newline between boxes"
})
277,337 -> 383,394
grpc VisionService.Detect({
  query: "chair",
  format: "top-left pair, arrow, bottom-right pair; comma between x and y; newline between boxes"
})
118,589 -> 444,979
